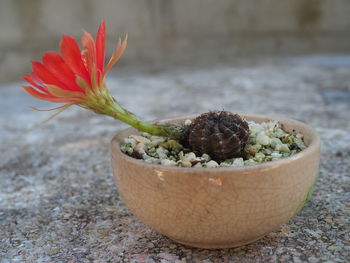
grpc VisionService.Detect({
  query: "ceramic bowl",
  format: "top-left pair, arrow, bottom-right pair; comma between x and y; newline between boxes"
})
110,114 -> 320,249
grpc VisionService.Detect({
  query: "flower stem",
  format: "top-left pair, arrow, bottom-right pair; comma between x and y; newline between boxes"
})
89,97 -> 185,140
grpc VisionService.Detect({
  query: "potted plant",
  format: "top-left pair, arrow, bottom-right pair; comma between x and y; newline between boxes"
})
22,21 -> 320,248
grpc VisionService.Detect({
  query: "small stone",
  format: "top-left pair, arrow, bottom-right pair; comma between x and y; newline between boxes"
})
97,228 -> 109,235
254,152 -> 265,162
281,226 -> 289,233
169,244 -> 177,249
184,119 -> 192,125
249,122 -> 263,134
150,136 -> 166,144
271,152 -> 282,158
121,120 -> 306,168
232,158 -> 244,167
130,135 -> 151,143
193,162 -> 203,168
327,245 -> 339,251
141,132 -> 151,138
276,144 -> 290,153
245,144 -> 261,155
182,152 -> 196,162
123,138 -> 136,148
181,160 -> 192,167
324,218 -> 333,223
204,160 -> 219,168
181,248 -> 192,254
144,157 -> 160,164
48,248 -> 60,255
135,143 -> 147,153
256,131 -> 270,145
147,242 -> 155,248
161,159 -> 177,166
220,159 -> 233,167
271,137 -> 282,147
156,146 -> 168,159
308,257 -> 319,263
164,140 -> 183,151
244,159 -> 257,166
201,153 -> 211,162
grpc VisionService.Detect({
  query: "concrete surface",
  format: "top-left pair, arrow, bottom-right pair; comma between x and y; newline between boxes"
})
1,0 -> 350,82
0,55 -> 350,262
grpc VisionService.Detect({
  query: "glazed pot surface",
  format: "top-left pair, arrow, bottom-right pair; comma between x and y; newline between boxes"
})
110,114 -> 320,249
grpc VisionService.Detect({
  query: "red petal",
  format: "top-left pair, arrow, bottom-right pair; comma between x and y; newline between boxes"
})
46,84 -> 84,98
23,73 -> 48,93
96,20 -> 106,73
22,86 -> 75,103
42,52 -> 83,92
60,35 -> 89,81
104,35 -> 127,78
31,72 -> 45,85
82,31 -> 97,74
32,61 -> 68,89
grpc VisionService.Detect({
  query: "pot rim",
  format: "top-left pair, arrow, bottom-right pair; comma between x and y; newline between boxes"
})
111,113 -> 321,172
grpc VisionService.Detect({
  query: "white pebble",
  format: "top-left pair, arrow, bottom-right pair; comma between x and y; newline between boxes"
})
124,138 -> 136,148
161,159 -> 177,166
178,151 -> 184,160
254,152 -> 265,162
256,132 -> 271,146
220,160 -> 233,167
182,152 -> 197,162
193,163 -> 203,168
248,122 -> 263,134
271,138 -> 282,148
135,143 -> 147,153
156,147 -> 168,159
271,152 -> 282,158
121,119 -> 306,169
150,136 -> 165,144
267,120 -> 279,131
141,132 -> 151,138
244,159 -> 257,166
276,144 -> 290,153
204,160 -> 219,168
130,135 -> 151,143
181,160 -> 192,167
201,153 -> 211,162
232,158 -> 244,167
184,119 -> 192,125
144,156 -> 160,164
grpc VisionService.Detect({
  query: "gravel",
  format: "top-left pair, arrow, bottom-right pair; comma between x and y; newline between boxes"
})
1,57 -> 349,262
120,120 -> 306,168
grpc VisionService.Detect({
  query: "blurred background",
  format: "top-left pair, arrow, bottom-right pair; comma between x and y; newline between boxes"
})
1,2 -> 350,261
1,0 -> 350,82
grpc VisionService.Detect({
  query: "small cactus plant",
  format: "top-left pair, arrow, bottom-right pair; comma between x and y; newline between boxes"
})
187,111 -> 249,161
22,21 -> 249,161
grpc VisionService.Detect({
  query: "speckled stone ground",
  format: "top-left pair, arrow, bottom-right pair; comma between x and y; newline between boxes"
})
1,56 -> 350,262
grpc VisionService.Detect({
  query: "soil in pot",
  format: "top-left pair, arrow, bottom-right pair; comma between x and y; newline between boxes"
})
120,119 -> 307,168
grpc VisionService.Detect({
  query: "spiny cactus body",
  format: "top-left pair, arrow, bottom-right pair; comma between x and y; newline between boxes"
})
187,111 -> 249,161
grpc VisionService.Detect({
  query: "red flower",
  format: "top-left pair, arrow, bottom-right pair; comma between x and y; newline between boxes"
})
21,20 -> 184,139
22,20 -> 127,117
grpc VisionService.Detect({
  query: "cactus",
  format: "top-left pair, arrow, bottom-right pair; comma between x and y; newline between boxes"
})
22,21 -> 249,161
187,111 -> 249,160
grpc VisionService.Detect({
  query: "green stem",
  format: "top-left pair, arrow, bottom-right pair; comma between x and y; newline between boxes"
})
89,97 -> 185,140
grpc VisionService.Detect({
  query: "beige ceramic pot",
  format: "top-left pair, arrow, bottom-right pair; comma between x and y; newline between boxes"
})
110,114 -> 320,249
